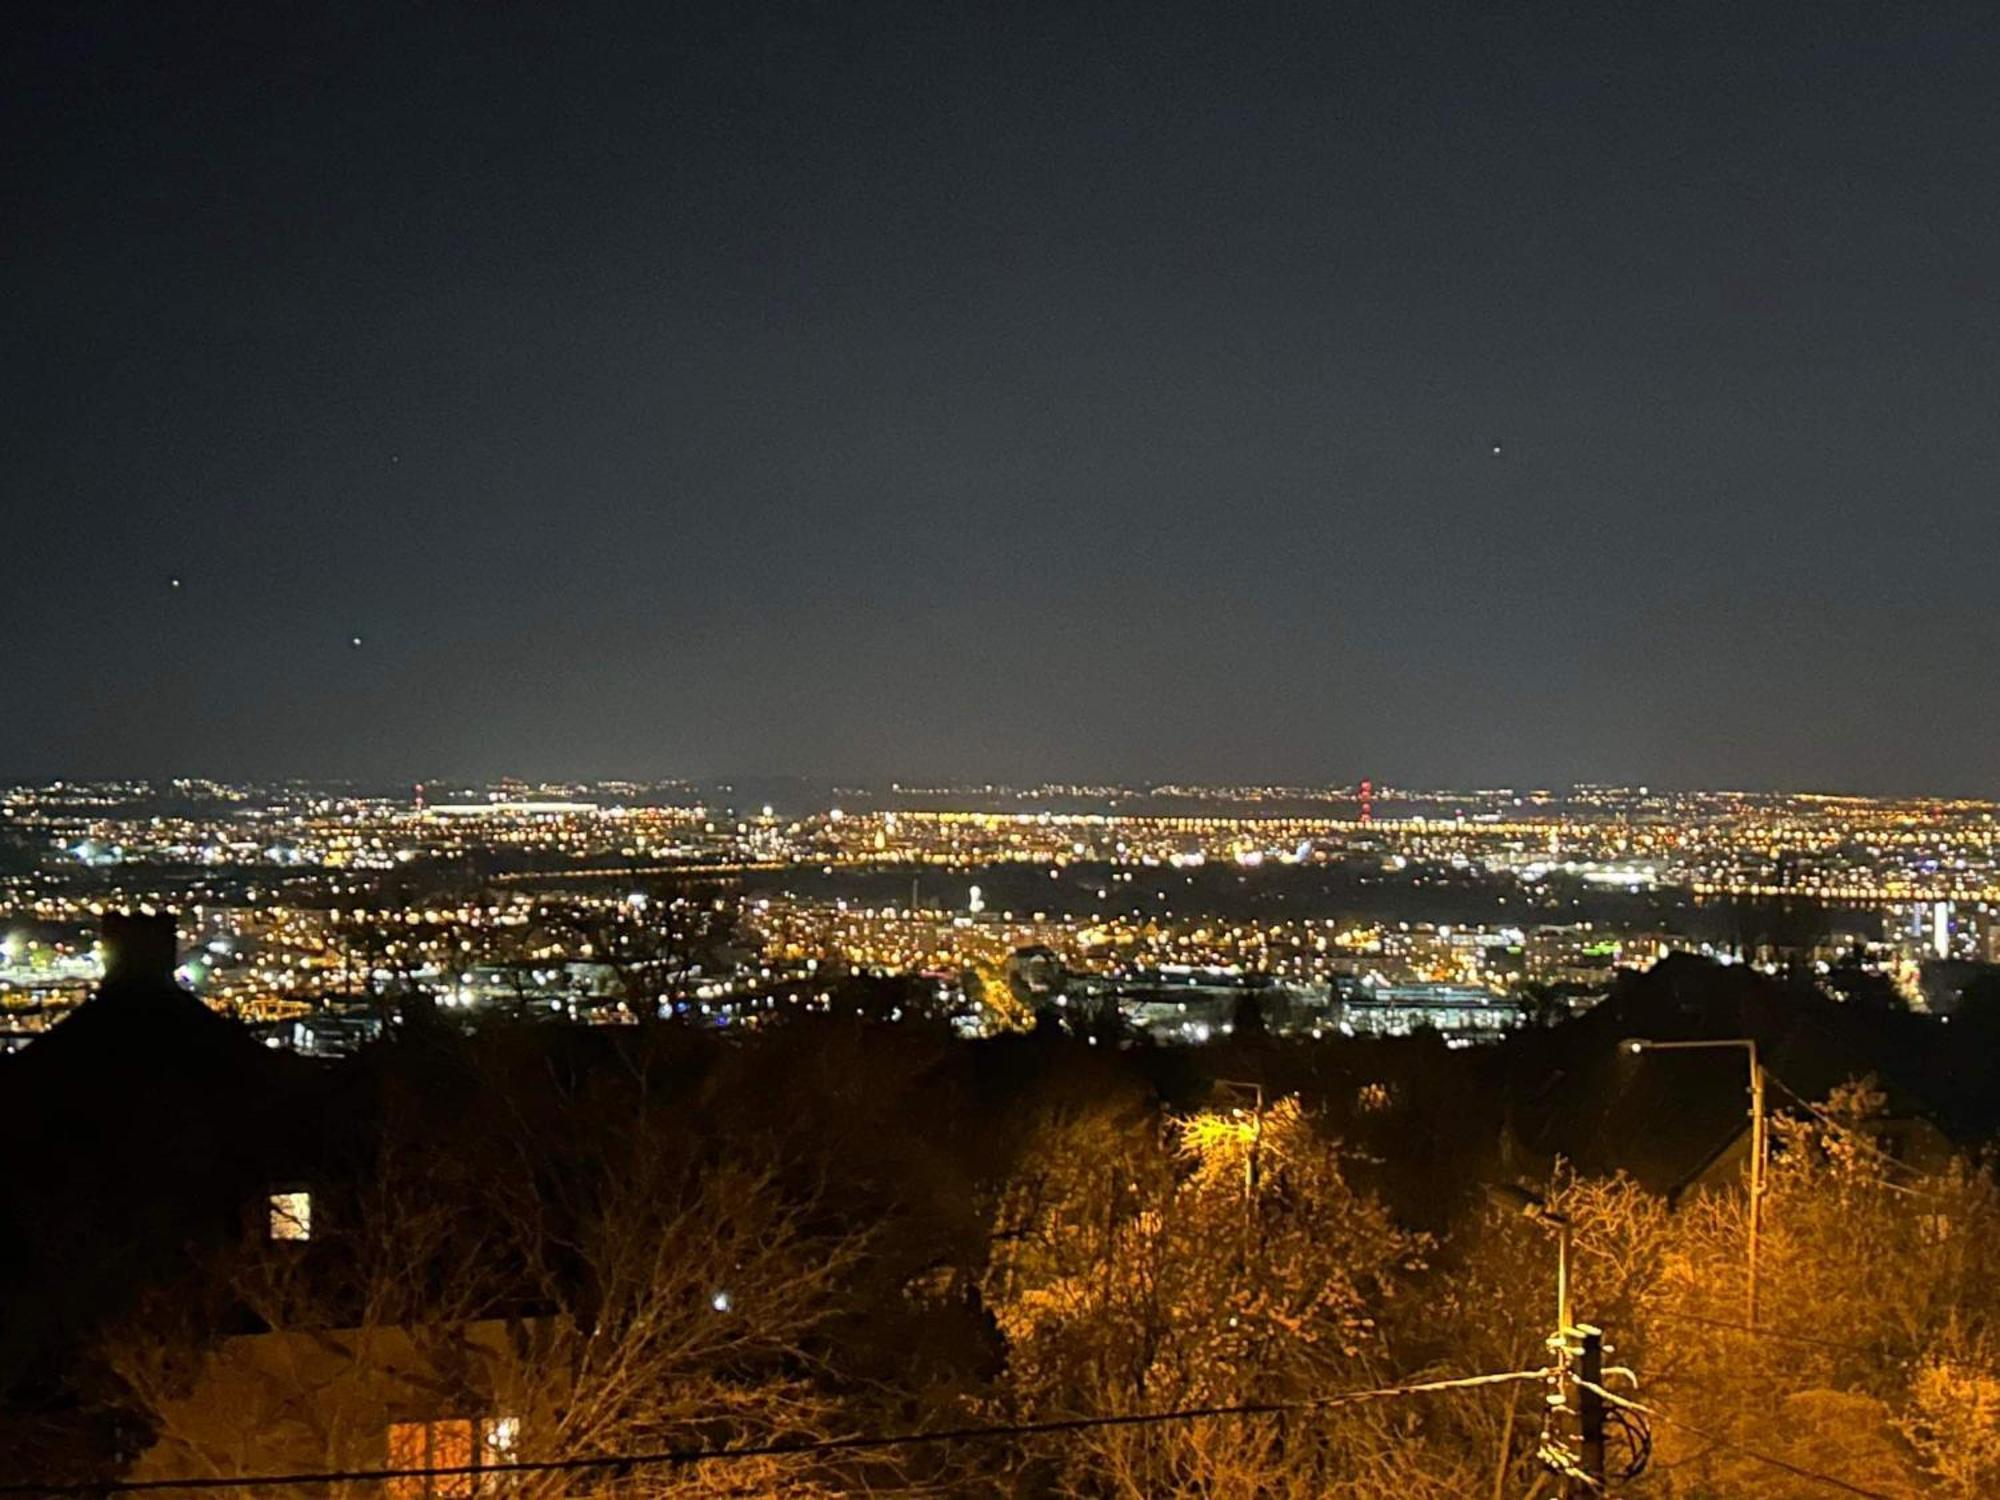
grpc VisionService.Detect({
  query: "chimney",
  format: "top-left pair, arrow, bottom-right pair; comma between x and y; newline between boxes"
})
101,910 -> 178,989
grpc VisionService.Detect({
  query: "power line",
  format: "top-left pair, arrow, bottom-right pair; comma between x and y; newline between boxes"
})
1576,1379 -> 1897,1499
1644,1306 -> 1880,1356
1763,1076 -> 1954,1200
7,1367 -> 1550,1496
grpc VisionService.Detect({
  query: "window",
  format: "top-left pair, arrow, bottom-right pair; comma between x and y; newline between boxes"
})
387,1416 -> 519,1498
267,1190 -> 311,1242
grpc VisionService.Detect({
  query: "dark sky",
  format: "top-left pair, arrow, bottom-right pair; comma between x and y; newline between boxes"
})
8,3 -> 2000,792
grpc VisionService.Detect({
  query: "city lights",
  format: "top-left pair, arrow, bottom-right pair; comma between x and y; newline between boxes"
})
7,778 -> 2000,1052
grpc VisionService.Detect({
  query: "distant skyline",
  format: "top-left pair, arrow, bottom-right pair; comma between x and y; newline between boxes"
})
8,769 -> 2000,807
9,3 -> 2000,794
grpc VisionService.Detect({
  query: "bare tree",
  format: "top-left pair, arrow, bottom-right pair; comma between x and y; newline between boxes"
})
985,1097 -> 1432,1497
105,1082 -> 869,1496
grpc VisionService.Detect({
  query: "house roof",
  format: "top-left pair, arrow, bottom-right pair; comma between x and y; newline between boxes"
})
1502,954 -> 1966,1197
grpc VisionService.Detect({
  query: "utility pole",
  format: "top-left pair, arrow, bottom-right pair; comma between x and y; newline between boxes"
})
1539,1322 -> 1606,1497
1246,1081 -> 1263,1206
1624,1037 -> 1767,1327
1575,1325 -> 1606,1495
1747,1057 -> 1766,1327
1213,1079 -> 1265,1211
1488,1184 -> 1607,1496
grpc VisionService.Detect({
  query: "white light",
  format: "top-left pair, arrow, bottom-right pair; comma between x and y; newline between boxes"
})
268,1191 -> 312,1242
711,1291 -> 733,1313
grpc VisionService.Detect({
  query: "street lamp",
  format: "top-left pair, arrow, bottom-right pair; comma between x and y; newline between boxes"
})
1487,1183 -> 1604,1496
1213,1078 -> 1266,1210
1623,1037 -> 1765,1326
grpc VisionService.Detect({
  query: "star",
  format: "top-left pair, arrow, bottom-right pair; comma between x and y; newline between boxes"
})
349,636 -> 364,648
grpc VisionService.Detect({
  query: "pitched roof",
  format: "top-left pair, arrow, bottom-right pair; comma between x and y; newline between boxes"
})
11,975 -> 265,1079
1502,954 -> 1964,1196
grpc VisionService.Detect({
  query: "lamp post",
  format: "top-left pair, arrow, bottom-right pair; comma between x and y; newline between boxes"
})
1624,1037 -> 1765,1326
1487,1183 -> 1601,1495
1213,1078 -> 1266,1210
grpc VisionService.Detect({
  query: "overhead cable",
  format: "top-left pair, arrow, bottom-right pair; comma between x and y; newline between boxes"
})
7,1366 -> 1552,1495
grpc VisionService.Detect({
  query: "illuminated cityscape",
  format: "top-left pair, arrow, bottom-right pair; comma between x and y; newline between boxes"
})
13,0 -> 2000,1491
15,776 -> 2000,1492
8,776 -> 1998,1053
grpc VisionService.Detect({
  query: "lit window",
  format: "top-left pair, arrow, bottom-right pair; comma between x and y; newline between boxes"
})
388,1420 -> 427,1491
387,1416 -> 518,1497
433,1420 -> 473,1498
267,1191 -> 312,1242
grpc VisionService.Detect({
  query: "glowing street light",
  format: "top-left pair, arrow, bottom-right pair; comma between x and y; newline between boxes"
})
1623,1037 -> 1765,1326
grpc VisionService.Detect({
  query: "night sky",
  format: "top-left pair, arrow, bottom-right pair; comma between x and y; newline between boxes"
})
8,3 -> 2000,792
